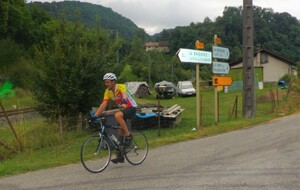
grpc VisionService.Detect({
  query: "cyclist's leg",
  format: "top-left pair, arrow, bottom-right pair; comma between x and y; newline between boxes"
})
111,150 -> 124,164
111,127 -> 125,164
115,111 -> 130,136
115,107 -> 136,145
124,107 -> 136,142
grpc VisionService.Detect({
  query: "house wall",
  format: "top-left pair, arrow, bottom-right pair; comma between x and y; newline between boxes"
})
261,54 -> 292,82
231,52 -> 296,82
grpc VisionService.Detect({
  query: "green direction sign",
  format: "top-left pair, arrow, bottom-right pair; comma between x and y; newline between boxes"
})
177,48 -> 212,64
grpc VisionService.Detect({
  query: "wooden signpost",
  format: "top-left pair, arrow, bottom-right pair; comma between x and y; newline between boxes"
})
177,47 -> 212,129
212,35 -> 232,125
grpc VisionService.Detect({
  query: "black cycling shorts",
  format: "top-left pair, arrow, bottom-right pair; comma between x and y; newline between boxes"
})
122,107 -> 136,120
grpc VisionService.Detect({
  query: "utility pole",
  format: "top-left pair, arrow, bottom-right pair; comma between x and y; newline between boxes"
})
148,52 -> 151,85
243,0 -> 256,118
213,35 -> 219,125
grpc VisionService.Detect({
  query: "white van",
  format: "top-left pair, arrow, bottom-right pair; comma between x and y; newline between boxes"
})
176,81 -> 196,97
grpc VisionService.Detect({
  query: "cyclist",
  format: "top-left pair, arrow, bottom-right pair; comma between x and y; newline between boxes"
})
93,72 -> 137,164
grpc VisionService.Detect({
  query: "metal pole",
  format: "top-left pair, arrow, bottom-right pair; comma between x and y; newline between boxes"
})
171,63 -> 174,84
157,94 -> 161,136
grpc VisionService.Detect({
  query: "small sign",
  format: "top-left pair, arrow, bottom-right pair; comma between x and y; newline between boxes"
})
212,46 -> 230,60
212,76 -> 233,86
212,61 -> 230,74
195,40 -> 204,49
177,48 -> 212,64
215,37 -> 222,45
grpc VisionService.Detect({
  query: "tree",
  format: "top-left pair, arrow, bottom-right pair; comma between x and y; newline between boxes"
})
119,65 -> 139,83
33,19 -> 113,128
0,38 -> 30,87
297,61 -> 300,78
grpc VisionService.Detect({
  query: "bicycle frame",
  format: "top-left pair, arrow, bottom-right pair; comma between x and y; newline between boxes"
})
98,117 -> 123,152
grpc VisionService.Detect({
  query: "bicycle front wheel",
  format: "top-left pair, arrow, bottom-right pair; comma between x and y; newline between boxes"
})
80,135 -> 111,173
125,131 -> 148,165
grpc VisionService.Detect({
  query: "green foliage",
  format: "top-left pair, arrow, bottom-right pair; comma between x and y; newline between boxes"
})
229,67 -> 263,82
0,88 -> 34,110
0,38 -> 34,88
297,61 -> 300,78
32,19 -> 113,127
0,3 -> 46,88
200,65 -> 212,81
0,38 -> 23,68
119,65 -> 140,83
26,1 -> 147,40
279,74 -> 297,85
0,117 -> 87,171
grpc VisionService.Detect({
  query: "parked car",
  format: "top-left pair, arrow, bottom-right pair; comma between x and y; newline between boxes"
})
176,81 -> 196,97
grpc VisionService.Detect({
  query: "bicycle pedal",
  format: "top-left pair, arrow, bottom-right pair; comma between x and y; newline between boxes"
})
118,148 -> 125,156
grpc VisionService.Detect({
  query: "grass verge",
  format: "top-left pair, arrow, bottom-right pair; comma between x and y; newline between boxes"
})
0,84 -> 299,177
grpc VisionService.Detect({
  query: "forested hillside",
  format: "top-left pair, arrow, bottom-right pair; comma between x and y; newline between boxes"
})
157,6 -> 300,63
28,2 -> 300,63
1,0 -> 300,125
26,1 -> 148,40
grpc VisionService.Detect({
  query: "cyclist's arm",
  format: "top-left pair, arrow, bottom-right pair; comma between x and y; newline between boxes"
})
120,92 -> 128,109
94,100 -> 108,117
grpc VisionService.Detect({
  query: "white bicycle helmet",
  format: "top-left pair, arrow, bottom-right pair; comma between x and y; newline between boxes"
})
103,73 -> 117,81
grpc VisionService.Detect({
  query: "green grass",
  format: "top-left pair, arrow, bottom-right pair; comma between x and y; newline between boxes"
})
0,85 -> 298,177
0,88 -> 34,110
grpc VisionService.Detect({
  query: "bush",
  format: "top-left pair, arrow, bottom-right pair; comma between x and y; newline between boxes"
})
279,74 -> 297,85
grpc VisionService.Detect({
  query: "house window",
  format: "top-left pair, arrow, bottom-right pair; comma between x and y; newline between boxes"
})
260,52 -> 268,64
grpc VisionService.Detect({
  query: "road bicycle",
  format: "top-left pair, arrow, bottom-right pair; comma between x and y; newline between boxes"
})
80,115 -> 149,173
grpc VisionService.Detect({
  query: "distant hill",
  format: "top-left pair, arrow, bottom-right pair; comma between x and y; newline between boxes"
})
27,1 -> 148,40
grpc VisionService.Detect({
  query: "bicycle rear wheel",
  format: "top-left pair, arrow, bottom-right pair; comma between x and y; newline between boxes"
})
125,131 -> 148,165
80,135 -> 111,173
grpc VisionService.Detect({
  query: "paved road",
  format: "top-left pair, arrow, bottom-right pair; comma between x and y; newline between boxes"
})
1,114 -> 300,190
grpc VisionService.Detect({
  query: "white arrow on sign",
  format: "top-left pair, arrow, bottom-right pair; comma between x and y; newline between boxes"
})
212,46 -> 230,60
176,48 -> 212,64
212,61 -> 230,74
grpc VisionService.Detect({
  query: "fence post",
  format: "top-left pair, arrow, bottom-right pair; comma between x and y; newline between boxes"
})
276,89 -> 279,106
235,96 -> 238,118
200,93 -> 203,127
0,101 -> 22,151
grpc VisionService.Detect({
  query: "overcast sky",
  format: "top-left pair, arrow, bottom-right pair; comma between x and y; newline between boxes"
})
30,0 -> 300,35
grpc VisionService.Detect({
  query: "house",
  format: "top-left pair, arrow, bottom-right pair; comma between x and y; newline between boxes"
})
230,48 -> 297,83
145,41 -> 169,52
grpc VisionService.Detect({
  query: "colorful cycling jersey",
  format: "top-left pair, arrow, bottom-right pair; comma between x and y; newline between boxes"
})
103,84 -> 137,108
